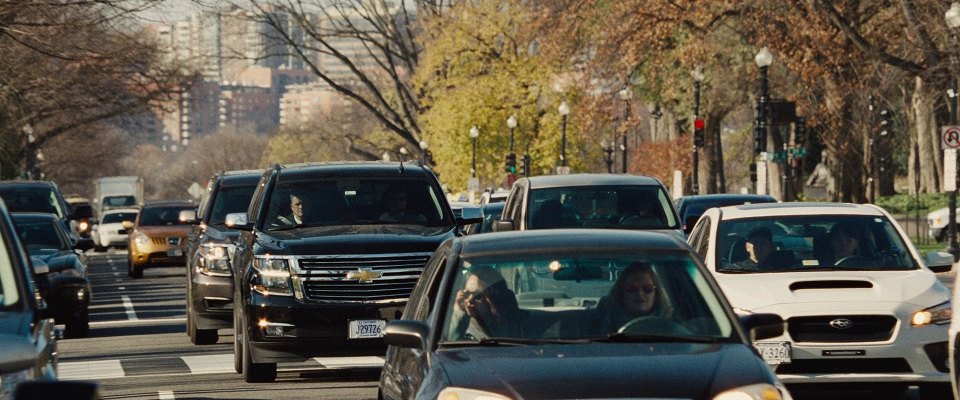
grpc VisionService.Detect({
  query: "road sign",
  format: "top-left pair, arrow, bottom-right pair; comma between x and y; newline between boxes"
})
942,126 -> 960,149
187,182 -> 204,200
946,149 -> 957,192
467,177 -> 479,192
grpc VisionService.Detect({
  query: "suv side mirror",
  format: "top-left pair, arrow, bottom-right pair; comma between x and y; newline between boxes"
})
924,251 -> 954,273
121,221 -> 134,230
492,219 -> 515,232
456,207 -> 483,226
225,212 -> 250,230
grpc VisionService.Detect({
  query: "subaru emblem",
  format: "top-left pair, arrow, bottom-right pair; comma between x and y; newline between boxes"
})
829,318 -> 853,330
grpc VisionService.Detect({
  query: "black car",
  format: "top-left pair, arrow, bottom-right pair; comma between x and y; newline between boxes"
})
228,162 -> 480,383
0,180 -> 81,241
379,229 -> 789,400
0,200 -> 58,398
183,169 -> 261,345
12,212 -> 95,338
465,202 -> 505,234
673,194 -> 777,234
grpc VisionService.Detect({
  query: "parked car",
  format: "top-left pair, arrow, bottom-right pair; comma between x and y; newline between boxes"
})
228,162 -> 480,383
0,200 -> 58,398
182,170 -> 261,345
379,229 -> 790,400
927,206 -> 956,242
0,180 -> 81,242
92,208 -> 138,252
493,174 -> 681,236
127,200 -> 196,279
673,193 -> 777,234
11,213 -> 95,338
687,202 -> 953,398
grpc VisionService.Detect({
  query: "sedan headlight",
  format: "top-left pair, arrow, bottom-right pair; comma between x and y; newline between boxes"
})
252,256 -> 292,296
912,300 -> 952,326
713,383 -> 786,400
438,387 -> 511,400
133,231 -> 149,246
198,244 -> 234,277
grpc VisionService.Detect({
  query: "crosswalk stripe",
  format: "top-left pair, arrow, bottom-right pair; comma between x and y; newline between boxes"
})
313,356 -> 384,368
60,359 -> 125,380
182,354 -> 234,374
59,355 -> 385,381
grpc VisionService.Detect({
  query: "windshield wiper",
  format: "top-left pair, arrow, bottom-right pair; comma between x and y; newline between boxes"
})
591,333 -> 721,344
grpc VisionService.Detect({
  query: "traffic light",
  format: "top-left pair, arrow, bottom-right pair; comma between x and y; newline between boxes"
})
505,153 -> 517,173
794,117 -> 806,147
522,154 -> 531,176
753,124 -> 767,154
693,118 -> 705,148
879,109 -> 893,137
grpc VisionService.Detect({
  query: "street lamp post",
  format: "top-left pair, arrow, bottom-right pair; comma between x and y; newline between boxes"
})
945,2 -> 960,259
470,126 -> 479,177
558,101 -> 570,169
419,140 -> 429,165
601,139 -> 614,173
618,88 -> 631,173
754,47 -> 773,195
691,66 -> 705,194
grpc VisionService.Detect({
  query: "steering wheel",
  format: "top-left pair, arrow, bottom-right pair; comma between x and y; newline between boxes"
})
834,255 -> 871,266
617,316 -> 692,336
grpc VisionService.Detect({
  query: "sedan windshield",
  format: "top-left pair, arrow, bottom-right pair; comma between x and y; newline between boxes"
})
101,212 -> 137,224
139,206 -> 194,226
13,220 -> 68,252
440,252 -> 734,343
715,215 -> 917,273
0,188 -> 66,219
527,185 -> 677,230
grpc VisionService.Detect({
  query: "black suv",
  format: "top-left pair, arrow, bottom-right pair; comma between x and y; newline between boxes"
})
0,180 -> 80,241
228,162 -> 479,382
183,169 -> 262,345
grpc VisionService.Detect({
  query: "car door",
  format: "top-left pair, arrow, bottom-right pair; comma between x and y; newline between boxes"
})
381,241 -> 452,400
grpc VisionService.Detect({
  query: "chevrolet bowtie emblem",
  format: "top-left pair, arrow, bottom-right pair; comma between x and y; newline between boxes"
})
346,268 -> 383,283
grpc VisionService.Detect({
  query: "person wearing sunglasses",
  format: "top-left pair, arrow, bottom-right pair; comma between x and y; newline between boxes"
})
595,262 -> 670,334
449,266 -> 523,340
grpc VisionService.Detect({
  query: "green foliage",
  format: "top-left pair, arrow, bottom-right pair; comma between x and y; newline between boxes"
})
874,192 -> 949,215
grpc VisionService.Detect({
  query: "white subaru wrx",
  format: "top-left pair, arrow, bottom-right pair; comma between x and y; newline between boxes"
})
687,202 -> 953,398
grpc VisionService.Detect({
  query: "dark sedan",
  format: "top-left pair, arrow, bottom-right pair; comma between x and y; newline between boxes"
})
673,193 -> 777,234
379,229 -> 790,400
11,212 -> 94,338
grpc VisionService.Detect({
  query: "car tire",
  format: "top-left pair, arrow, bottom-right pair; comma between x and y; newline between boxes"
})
242,326 -> 277,383
192,326 -> 218,345
919,383 -> 952,400
64,310 -> 90,339
128,258 -> 142,279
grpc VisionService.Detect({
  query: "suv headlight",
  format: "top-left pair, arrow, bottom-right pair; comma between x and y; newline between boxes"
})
134,231 -> 149,246
199,243 -> 234,277
713,383 -> 786,400
912,300 -> 952,326
252,256 -> 292,296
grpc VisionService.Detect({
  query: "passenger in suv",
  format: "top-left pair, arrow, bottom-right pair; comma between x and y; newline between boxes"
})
228,162 -> 479,383
182,170 -> 262,345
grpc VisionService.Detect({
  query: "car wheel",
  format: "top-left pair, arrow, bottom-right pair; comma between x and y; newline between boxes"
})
64,310 -> 90,339
919,383 -> 952,400
193,327 -> 218,345
128,258 -> 142,279
242,326 -> 277,383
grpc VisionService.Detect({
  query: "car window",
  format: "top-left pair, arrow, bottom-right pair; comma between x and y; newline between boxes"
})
715,215 -> 917,273
103,195 -> 136,208
0,188 -> 66,219
440,251 -> 733,343
13,220 -> 68,252
101,212 -> 137,224
0,224 -> 18,307
527,185 -> 677,230
209,185 -> 257,225
139,206 -> 194,226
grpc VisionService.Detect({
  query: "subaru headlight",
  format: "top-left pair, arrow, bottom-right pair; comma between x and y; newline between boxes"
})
713,383 -> 787,400
912,300 -> 952,326
199,243 -> 234,277
252,256 -> 292,296
134,231 -> 149,246
438,387 -> 511,400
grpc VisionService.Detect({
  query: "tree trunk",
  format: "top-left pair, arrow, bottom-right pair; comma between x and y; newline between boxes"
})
911,76 -> 941,193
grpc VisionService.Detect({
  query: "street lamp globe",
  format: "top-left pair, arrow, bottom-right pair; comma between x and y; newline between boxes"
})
507,115 -> 517,129
755,46 -> 773,68
618,88 -> 632,101
691,65 -> 705,82
469,125 -> 479,138
948,3 -> 960,28
419,140 -> 428,150
558,101 -> 570,116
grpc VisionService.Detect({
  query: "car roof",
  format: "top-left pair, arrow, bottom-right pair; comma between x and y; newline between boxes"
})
676,194 -> 776,206
101,208 -> 140,214
457,229 -> 689,257
10,212 -> 60,222
141,200 -> 195,209
714,202 -> 884,219
275,161 -> 435,179
0,180 -> 58,189
522,174 -> 663,189
220,169 -> 263,186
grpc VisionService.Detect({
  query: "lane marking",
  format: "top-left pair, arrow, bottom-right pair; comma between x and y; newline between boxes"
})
313,356 -> 384,368
159,391 -> 175,400
60,360 -> 124,380
121,295 -> 138,320
90,317 -> 184,327
182,354 -> 234,374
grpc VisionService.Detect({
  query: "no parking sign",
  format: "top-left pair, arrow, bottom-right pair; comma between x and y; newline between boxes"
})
943,125 -> 960,149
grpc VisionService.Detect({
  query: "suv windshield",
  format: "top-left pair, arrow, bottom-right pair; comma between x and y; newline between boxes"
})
0,188 -> 66,219
441,252 -> 733,343
527,185 -> 677,230
209,185 -> 257,226
139,206 -> 194,226
266,177 -> 449,230
102,212 -> 137,224
13,220 -> 68,252
715,215 -> 917,273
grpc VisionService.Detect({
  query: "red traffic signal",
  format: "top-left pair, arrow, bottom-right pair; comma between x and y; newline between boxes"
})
694,118 -> 705,130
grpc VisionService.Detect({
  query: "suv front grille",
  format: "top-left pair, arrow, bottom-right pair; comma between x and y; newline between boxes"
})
295,253 -> 432,303
787,315 -> 897,343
